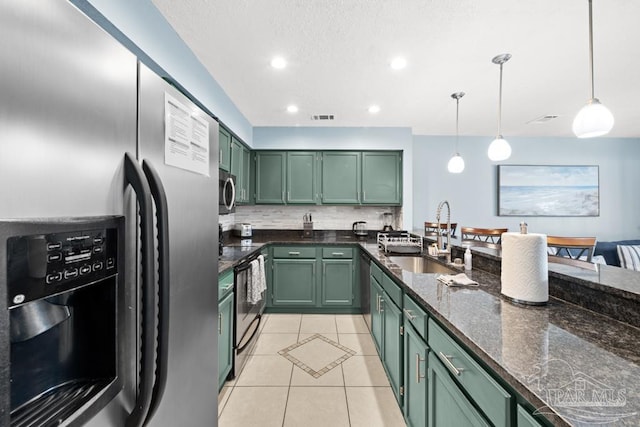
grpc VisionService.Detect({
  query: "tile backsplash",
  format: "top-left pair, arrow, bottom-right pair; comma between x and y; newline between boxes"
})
220,205 -> 402,231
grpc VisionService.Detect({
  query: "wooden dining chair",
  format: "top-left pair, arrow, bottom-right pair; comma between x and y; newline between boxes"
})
461,227 -> 508,249
424,221 -> 457,238
546,236 -> 596,264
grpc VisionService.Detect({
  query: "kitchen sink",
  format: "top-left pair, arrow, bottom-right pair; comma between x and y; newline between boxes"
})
388,256 -> 458,275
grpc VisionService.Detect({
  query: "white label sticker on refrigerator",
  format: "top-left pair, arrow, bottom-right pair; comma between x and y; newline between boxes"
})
164,92 -> 210,176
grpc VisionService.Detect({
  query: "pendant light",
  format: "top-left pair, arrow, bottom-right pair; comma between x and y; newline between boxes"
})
447,92 -> 465,173
488,53 -> 512,162
573,0 -> 614,138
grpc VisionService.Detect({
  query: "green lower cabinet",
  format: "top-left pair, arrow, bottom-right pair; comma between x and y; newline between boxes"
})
370,276 -> 384,354
403,323 -> 429,427
428,352 -> 490,427
217,291 -> 234,390
382,292 -> 403,404
321,259 -> 354,305
272,259 -> 317,306
517,405 -> 544,427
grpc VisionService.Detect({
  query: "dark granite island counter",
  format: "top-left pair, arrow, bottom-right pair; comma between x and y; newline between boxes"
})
219,231 -> 640,426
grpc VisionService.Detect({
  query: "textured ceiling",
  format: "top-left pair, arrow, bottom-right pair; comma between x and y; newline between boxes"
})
151,0 -> 640,137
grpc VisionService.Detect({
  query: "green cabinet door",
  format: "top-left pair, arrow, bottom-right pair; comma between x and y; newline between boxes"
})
241,145 -> 251,203
321,151 -> 361,204
321,259 -> 353,306
517,405 -> 545,427
404,323 -> 429,427
230,138 -> 245,202
383,293 -> 403,404
428,352 -> 490,427
287,151 -> 317,204
219,127 -> 231,172
362,151 -> 402,205
218,291 -> 234,390
370,276 -> 384,355
255,151 -> 286,204
272,259 -> 317,306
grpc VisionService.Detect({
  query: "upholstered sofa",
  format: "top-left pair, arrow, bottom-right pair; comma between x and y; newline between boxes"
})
593,240 -> 640,267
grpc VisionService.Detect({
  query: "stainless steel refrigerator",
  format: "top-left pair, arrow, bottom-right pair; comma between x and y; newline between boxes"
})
0,0 -> 220,426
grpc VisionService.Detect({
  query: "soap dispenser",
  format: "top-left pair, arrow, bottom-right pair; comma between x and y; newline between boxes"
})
464,247 -> 472,270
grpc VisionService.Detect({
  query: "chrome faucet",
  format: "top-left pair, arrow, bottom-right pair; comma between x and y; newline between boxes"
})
435,200 -> 452,263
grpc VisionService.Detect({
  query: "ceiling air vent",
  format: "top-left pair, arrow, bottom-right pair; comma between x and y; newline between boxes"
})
310,114 -> 335,121
526,115 -> 559,124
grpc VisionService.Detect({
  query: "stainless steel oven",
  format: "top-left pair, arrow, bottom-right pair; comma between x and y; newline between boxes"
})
219,170 -> 236,215
231,251 -> 266,378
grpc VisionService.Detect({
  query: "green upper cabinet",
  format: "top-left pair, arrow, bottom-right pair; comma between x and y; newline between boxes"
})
230,137 -> 250,204
362,151 -> 402,205
321,151 -> 361,204
241,146 -> 251,203
286,151 -> 318,204
219,127 -> 231,172
255,151 -> 286,204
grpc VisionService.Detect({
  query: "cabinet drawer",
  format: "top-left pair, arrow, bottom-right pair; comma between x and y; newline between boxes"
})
218,270 -> 234,301
403,294 -> 428,338
321,247 -> 353,259
273,246 -> 317,259
381,273 -> 402,308
428,319 -> 512,427
370,262 -> 383,283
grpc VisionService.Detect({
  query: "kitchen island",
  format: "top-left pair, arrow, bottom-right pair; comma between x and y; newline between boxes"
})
219,230 -> 640,426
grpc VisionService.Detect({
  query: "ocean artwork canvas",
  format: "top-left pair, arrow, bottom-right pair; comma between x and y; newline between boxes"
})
498,165 -> 599,216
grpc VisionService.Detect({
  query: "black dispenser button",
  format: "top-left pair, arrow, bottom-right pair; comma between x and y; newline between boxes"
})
47,242 -> 62,251
46,272 -> 63,284
93,246 -> 103,254
80,265 -> 92,275
93,237 -> 104,245
47,253 -> 62,263
64,268 -> 79,279
92,261 -> 103,271
106,258 -> 115,269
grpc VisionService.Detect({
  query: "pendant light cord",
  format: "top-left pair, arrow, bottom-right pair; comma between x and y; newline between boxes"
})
455,97 -> 460,153
588,0 -> 595,100
497,63 -> 503,136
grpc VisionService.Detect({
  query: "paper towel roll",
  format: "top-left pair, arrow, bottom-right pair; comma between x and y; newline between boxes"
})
501,232 -> 548,304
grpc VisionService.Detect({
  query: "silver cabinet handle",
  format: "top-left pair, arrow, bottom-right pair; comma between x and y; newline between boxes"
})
220,149 -> 223,162
332,252 -> 344,256
376,294 -> 381,313
379,297 -> 384,312
288,251 -> 300,256
416,353 -> 426,383
403,308 -> 416,321
287,191 -> 290,200
222,284 -> 233,291
363,191 -> 366,201
439,351 -> 464,376
218,313 -> 222,335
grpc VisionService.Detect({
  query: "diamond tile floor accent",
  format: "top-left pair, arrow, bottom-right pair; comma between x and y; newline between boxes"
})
218,314 -> 406,427
279,333 -> 356,378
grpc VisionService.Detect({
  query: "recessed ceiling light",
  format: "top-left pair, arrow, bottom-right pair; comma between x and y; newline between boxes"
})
287,105 -> 298,113
390,57 -> 407,70
270,56 -> 287,69
368,105 -> 381,114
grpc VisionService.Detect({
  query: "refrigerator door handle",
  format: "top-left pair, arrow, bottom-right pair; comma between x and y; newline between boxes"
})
142,159 -> 170,425
124,153 -> 156,427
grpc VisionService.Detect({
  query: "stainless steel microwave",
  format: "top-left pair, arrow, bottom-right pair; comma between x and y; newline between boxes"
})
219,170 -> 236,215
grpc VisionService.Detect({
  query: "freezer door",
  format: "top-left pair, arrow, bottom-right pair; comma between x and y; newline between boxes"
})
137,63 -> 220,426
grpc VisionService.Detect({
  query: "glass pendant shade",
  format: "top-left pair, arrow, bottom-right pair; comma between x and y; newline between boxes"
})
488,137 -> 511,161
447,154 -> 465,173
573,98 -> 614,138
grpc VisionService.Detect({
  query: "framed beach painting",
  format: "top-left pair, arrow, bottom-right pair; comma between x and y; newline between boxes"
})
498,165 -> 599,216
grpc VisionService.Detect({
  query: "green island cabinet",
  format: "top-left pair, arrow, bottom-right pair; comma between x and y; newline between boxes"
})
369,262 -> 403,404
230,137 -> 250,204
361,151 -> 402,205
217,270 -> 234,390
219,127 -> 232,172
403,294 -> 429,427
268,245 -> 357,312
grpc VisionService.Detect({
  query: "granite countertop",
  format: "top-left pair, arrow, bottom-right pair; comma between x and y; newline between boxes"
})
219,231 -> 640,426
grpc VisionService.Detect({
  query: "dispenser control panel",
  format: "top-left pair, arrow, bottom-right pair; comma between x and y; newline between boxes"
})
6,220 -> 120,308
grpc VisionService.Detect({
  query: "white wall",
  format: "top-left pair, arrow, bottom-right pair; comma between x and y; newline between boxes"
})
71,0 -> 253,144
413,135 -> 640,241
253,127 -> 414,228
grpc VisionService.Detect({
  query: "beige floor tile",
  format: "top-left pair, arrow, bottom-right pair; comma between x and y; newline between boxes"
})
252,333 -> 298,355
338,333 -> 378,355
286,335 -> 352,372
261,314 -> 302,333
290,363 -> 345,386
298,332 -> 338,342
346,387 -> 406,427
299,314 -> 337,333
218,386 -> 288,427
284,387 -> 350,427
217,386 -> 233,416
336,314 -> 369,333
235,355 -> 293,386
342,355 -> 391,386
